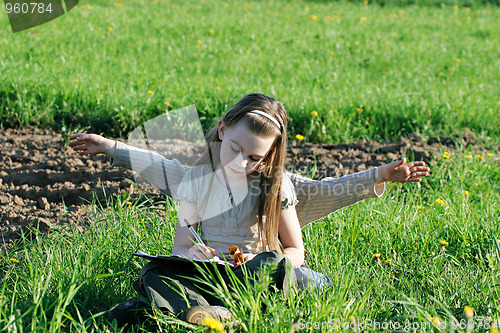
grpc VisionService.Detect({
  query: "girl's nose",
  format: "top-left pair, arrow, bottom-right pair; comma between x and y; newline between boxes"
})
234,152 -> 248,169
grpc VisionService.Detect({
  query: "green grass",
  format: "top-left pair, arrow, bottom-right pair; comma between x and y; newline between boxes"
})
1,148 -> 499,332
1,0 -> 499,331
0,0 -> 499,143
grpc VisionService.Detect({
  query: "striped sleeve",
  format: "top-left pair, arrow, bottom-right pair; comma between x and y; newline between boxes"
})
110,141 -> 190,197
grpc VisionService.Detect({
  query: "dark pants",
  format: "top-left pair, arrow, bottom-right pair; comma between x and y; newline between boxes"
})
133,251 -> 296,315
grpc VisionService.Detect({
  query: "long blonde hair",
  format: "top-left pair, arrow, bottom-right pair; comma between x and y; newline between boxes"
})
196,93 -> 288,252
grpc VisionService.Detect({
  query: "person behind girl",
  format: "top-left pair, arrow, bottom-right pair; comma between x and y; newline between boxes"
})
111,93 -> 304,326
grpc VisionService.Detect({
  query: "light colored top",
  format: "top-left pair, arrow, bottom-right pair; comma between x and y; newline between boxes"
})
172,164 -> 298,258
111,141 -> 385,228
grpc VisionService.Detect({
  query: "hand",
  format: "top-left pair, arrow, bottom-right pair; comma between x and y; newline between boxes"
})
69,133 -> 116,158
188,243 -> 217,260
242,253 -> 257,262
379,158 -> 430,183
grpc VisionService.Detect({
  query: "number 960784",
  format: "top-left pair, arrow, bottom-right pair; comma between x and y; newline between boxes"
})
5,2 -> 54,14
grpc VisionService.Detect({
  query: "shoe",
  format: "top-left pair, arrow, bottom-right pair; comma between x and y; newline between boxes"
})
181,305 -> 231,325
108,299 -> 152,326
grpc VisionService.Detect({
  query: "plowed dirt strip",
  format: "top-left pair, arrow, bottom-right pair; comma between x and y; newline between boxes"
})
0,128 -> 491,254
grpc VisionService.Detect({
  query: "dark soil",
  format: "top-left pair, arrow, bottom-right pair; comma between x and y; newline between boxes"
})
0,128 -> 495,254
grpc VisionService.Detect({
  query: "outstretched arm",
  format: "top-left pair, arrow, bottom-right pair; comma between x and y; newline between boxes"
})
291,158 -> 431,228
68,132 -> 189,197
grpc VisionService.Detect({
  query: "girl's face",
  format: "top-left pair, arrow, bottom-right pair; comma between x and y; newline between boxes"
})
217,120 -> 276,178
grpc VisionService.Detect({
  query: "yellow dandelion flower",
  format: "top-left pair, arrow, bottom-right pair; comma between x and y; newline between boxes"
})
360,16 -> 368,22
356,108 -> 363,112
329,51 -> 335,56
464,190 -> 469,196
113,2 -> 123,7
465,154 -> 472,159
438,72 -> 446,76
364,0 -> 368,4
311,111 -> 318,117
126,202 -> 132,206
436,198 -> 445,206
373,253 -> 381,259
310,15 -> 318,20
165,101 -> 170,106
147,90 -> 153,95
192,53 -> 197,57
476,154 -> 485,160
464,306 -> 474,320
224,2 -> 229,7
197,40 -> 203,45
87,5 -> 92,10
201,317 -> 225,333
296,134 -> 304,141
305,7 -> 310,12
431,316 -> 440,326
453,5 -> 459,10
389,13 -> 398,18
467,16 -> 471,21
491,327 -> 499,333
418,205 -> 426,210
69,56 -> 74,60
10,258 -> 19,263
354,41 -> 360,45
216,86 -> 221,91
74,79 -> 79,83
440,240 -> 449,246
414,193 -> 420,197
456,58 -> 461,63
209,30 -> 215,35
384,258 -> 392,265
107,27 -> 113,32
487,153 -> 493,157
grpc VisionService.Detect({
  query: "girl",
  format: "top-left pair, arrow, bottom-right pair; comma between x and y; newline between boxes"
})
118,93 -> 305,326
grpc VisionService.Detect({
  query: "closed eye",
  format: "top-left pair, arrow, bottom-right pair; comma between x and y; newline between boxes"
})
231,145 -> 260,162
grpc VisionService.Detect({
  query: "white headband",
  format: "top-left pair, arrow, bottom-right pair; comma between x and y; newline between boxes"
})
249,110 -> 281,131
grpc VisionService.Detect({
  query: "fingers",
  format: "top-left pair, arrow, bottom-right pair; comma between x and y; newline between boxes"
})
191,243 -> 216,259
411,172 -> 429,178
410,166 -> 430,173
69,133 -> 87,141
68,134 -> 88,148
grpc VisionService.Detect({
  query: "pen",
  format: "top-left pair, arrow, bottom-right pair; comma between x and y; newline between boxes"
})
186,222 -> 204,245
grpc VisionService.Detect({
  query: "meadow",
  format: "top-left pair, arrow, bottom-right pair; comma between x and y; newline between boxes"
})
0,0 -> 499,144
1,0 -> 499,332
